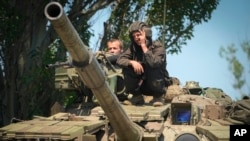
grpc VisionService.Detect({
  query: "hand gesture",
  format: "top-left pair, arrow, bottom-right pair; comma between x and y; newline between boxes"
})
138,30 -> 146,46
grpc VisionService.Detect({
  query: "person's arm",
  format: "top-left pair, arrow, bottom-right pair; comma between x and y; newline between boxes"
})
116,48 -> 133,67
143,41 -> 166,68
137,30 -> 165,68
107,55 -> 119,64
138,30 -> 148,53
117,48 -> 144,74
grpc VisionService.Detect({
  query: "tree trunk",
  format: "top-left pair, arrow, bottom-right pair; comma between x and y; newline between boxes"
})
2,0 -> 53,125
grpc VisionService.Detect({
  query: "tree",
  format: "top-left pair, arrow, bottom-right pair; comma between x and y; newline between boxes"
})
0,0 -> 219,126
99,0 -> 219,54
0,0 -> 116,126
219,40 -> 250,98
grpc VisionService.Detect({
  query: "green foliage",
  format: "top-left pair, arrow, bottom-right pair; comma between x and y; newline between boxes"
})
19,47 -> 56,118
0,3 -> 25,57
99,0 -> 219,54
220,40 -> 250,98
0,0 -> 115,125
72,19 -> 93,46
0,0 -> 220,124
99,0 -> 144,50
147,0 -> 219,54
62,91 -> 78,108
242,41 -> 250,60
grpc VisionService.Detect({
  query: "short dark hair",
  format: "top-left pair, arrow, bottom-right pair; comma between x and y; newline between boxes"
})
107,39 -> 124,50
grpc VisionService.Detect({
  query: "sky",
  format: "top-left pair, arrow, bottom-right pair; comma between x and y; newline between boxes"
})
167,0 -> 250,100
89,0 -> 250,100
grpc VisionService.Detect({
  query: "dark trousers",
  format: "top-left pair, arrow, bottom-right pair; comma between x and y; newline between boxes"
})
122,67 -> 166,98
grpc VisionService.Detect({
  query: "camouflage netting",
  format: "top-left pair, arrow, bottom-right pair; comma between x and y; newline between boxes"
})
165,77 -> 185,102
228,98 -> 250,125
202,87 -> 233,109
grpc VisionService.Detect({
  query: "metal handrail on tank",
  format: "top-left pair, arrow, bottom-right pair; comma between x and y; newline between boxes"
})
44,2 -> 143,141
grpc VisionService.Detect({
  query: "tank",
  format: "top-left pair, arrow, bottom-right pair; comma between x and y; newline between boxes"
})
0,2 -> 237,141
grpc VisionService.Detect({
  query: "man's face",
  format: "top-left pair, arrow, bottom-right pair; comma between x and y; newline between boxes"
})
132,31 -> 142,46
107,41 -> 122,55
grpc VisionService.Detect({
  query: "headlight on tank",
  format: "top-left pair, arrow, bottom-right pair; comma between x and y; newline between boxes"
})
174,132 -> 200,141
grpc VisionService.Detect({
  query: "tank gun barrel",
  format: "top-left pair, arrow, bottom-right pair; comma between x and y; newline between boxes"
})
44,2 -> 142,141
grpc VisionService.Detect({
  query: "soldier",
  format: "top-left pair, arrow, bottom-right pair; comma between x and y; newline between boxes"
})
94,39 -> 123,65
106,39 -> 127,101
117,21 -> 167,106
107,38 -> 123,55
